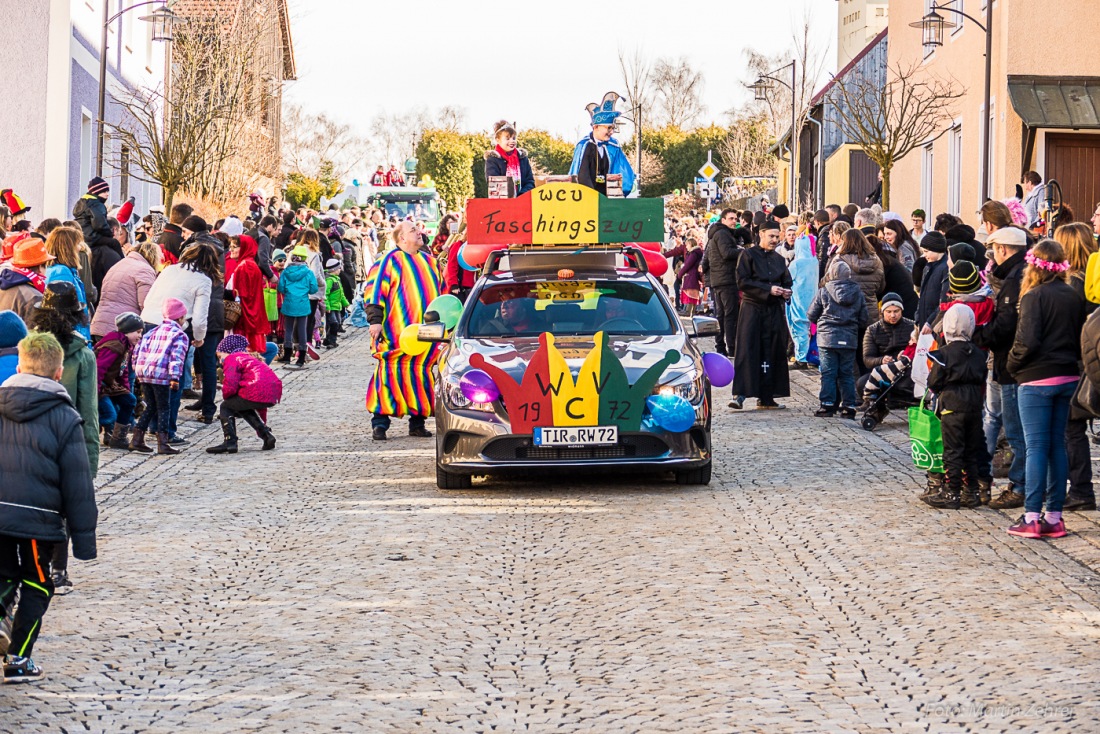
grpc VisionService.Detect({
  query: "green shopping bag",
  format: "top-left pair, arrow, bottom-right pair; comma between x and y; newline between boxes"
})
908,397 -> 944,473
263,287 -> 279,321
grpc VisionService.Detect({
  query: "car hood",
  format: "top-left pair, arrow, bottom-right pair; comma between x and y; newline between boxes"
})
445,333 -> 699,384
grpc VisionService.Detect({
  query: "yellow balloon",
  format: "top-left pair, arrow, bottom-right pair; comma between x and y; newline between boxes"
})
399,323 -> 430,356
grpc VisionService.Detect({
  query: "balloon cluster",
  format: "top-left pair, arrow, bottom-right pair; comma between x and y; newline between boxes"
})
397,294 -> 465,355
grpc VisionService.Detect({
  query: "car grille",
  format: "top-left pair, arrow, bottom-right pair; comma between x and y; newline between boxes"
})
481,434 -> 670,461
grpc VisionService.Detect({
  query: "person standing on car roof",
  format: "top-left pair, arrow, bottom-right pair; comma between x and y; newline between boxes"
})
570,92 -> 635,197
485,121 -> 536,195
365,221 -> 443,441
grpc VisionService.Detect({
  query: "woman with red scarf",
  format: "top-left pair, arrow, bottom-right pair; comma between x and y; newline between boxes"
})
484,120 -> 535,195
228,235 -> 270,352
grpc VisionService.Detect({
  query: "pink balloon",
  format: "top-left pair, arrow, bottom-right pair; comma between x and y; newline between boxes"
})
642,248 -> 669,277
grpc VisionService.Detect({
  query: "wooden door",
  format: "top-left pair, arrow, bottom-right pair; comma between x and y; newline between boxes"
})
1045,133 -> 1100,219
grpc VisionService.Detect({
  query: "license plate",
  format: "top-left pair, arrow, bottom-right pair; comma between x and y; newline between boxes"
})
533,426 -> 619,446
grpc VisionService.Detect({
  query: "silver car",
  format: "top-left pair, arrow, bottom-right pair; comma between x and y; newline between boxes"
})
424,249 -> 717,489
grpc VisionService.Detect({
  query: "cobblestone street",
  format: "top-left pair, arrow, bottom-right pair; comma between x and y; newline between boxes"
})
7,328 -> 1100,733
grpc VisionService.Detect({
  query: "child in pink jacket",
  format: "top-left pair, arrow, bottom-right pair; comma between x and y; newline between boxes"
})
206,334 -> 283,454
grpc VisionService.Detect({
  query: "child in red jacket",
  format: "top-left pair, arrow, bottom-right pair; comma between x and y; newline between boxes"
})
207,334 -> 282,454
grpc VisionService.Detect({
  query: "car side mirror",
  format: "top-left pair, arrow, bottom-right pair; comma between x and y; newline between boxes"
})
418,322 -> 447,342
689,316 -> 720,338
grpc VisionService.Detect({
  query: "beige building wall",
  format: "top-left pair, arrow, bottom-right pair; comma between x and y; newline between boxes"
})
887,0 -> 1100,222
837,0 -> 889,69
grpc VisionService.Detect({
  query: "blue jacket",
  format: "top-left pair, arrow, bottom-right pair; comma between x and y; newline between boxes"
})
44,264 -> 92,341
0,347 -> 17,385
569,135 -> 635,196
277,263 -> 318,318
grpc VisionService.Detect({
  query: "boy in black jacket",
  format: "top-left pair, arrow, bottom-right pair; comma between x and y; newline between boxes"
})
923,304 -> 990,509
0,332 -> 97,683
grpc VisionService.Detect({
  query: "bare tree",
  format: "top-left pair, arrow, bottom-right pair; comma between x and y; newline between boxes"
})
717,109 -> 776,178
438,105 -> 467,132
743,13 -> 829,140
829,61 -> 964,209
617,47 -> 655,126
282,104 -> 369,183
370,107 -> 433,165
105,15 -> 255,209
652,57 -> 705,129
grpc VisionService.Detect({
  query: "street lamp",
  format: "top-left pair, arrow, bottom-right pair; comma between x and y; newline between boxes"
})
910,2 -> 993,202
96,2 -> 181,178
748,61 -> 798,212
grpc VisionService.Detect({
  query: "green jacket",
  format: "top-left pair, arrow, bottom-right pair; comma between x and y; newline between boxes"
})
325,274 -> 350,312
59,332 -> 100,478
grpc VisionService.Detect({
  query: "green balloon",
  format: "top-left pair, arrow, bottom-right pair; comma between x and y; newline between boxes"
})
427,294 -> 463,330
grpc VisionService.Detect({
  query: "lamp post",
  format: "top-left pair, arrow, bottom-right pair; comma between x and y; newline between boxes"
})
96,2 -> 180,178
751,60 -> 798,212
910,2 -> 994,203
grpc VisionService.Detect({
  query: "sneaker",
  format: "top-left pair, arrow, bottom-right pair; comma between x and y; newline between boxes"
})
51,570 -> 73,596
1007,515 -> 1042,539
1063,494 -> 1097,511
728,397 -> 744,410
921,489 -> 961,510
3,656 -> 43,684
168,434 -> 189,446
372,427 -> 387,441
756,401 -> 786,410
989,486 -> 1025,510
306,345 -> 320,361
1039,517 -> 1067,538
814,405 -> 836,418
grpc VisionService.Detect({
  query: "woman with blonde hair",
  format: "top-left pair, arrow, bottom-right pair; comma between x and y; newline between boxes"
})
44,226 -> 92,340
90,239 -> 161,341
1006,239 -> 1087,538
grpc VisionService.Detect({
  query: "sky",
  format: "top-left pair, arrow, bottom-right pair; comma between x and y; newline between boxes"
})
283,0 -> 838,172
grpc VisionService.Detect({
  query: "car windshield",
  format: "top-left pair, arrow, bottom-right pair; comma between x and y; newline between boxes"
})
374,197 -> 440,221
465,280 -> 676,338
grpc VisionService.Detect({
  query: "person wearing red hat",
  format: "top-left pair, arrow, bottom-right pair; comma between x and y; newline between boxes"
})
0,189 -> 31,226
227,235 -> 270,353
0,237 -> 52,323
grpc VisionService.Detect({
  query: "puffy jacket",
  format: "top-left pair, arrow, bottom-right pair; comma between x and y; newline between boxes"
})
0,346 -> 17,385
325,274 -> 350,311
808,278 -> 870,350
141,264 -> 212,341
277,262 -> 318,317
132,320 -> 189,385
863,317 -> 916,368
89,236 -> 124,296
58,333 -> 99,478
915,257 -> 948,327
830,253 -> 885,321
972,250 -> 1026,384
72,194 -> 112,248
1007,279 -> 1085,383
928,340 -> 987,413
45,263 -> 91,341
704,224 -> 744,289
0,373 -> 98,558
0,268 -> 43,323
94,331 -> 132,397
90,250 -> 156,337
485,148 -> 536,195
222,352 -> 283,405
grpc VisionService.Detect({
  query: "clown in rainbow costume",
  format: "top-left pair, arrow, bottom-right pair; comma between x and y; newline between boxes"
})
364,222 -> 442,437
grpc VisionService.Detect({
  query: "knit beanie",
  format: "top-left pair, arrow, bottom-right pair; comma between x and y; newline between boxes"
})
0,310 -> 28,348
216,334 -> 249,354
181,215 -> 209,233
163,298 -> 188,321
948,260 -> 981,294
88,176 -> 110,197
948,242 -> 977,264
943,303 -> 976,343
114,312 -> 144,334
880,292 -> 904,311
920,231 -> 947,253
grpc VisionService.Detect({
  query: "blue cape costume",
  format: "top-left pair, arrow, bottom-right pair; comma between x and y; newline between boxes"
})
786,234 -> 817,362
569,136 -> 636,197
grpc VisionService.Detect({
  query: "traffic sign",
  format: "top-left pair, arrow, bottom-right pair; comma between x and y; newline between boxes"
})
698,150 -> 719,181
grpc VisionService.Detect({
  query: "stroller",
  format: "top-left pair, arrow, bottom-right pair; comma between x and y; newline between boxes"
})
859,354 -> 922,431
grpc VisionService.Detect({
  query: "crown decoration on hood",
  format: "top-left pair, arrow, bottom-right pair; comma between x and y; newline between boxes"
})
586,92 -> 624,126
468,331 -> 680,434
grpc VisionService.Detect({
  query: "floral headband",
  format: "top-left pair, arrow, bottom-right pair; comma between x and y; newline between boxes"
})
1025,250 -> 1071,273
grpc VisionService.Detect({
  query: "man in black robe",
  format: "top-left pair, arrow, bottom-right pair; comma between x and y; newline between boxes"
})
731,219 -> 793,410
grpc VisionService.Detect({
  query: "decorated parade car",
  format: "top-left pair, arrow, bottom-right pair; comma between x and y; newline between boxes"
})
416,183 -> 733,489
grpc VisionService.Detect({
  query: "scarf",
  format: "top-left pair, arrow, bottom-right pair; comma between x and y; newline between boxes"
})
12,267 -> 45,292
496,145 -> 521,182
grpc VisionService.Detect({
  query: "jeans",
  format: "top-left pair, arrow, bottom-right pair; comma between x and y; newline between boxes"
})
818,347 -> 856,408
98,392 -> 137,429
137,383 -> 172,435
1000,383 -> 1027,489
263,342 -> 278,365
983,376 -> 1002,456
1018,380 -> 1077,514
181,346 -> 195,391
196,331 -> 223,418
372,413 -> 425,432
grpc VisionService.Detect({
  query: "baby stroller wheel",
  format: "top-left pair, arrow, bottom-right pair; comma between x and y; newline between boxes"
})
860,415 -> 878,431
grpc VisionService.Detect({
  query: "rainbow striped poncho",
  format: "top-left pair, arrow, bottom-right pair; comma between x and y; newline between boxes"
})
364,248 -> 443,417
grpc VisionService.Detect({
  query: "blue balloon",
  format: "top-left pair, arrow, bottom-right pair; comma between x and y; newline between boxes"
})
646,394 -> 695,433
457,245 -> 477,271
352,179 -> 360,187
702,352 -> 734,387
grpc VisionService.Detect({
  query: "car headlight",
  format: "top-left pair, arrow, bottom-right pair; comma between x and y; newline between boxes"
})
654,369 -> 703,404
443,373 -> 496,413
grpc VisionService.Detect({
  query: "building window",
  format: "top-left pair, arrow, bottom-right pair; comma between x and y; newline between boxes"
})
948,125 -> 963,215
80,111 -> 94,191
950,0 -> 964,35
922,143 -> 935,214
120,146 -> 130,201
